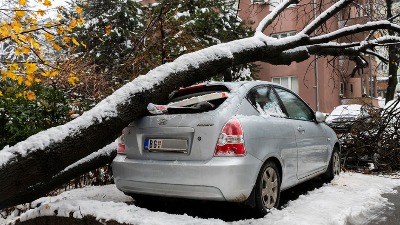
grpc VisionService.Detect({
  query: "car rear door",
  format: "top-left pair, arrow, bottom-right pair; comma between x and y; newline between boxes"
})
274,87 -> 329,179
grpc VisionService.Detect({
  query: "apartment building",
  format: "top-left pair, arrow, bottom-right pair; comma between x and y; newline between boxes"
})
238,0 -> 378,112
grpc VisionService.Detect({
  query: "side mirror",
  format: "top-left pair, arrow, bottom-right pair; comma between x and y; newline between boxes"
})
315,111 -> 325,123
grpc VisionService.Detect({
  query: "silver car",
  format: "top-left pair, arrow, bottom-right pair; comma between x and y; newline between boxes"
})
112,81 -> 340,215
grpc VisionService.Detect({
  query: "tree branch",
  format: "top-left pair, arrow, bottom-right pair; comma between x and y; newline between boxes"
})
256,0 -> 299,33
310,21 -> 400,44
300,0 -> 353,36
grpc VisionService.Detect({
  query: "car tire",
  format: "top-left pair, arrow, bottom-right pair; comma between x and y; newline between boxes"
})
322,147 -> 340,183
254,160 -> 281,216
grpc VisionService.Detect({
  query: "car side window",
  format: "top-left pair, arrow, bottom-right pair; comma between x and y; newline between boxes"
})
248,86 -> 287,117
274,88 -> 314,121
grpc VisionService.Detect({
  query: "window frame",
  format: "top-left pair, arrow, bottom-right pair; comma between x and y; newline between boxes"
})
270,31 -> 297,39
246,85 -> 286,116
271,76 -> 299,94
246,84 -> 316,122
269,0 -> 297,11
272,86 -> 316,122
251,0 -> 267,4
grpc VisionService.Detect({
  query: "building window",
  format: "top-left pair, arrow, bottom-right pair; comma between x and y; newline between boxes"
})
269,0 -> 297,11
251,0 -> 267,4
272,76 -> 299,94
378,62 -> 388,72
340,82 -> 345,96
271,31 -> 296,39
378,90 -> 386,98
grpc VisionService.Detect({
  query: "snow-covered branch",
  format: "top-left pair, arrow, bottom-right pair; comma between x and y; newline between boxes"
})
256,0 -> 299,33
310,21 -> 400,44
300,0 -> 353,35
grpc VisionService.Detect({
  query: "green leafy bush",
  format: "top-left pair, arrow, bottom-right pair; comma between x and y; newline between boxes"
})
0,81 -> 71,149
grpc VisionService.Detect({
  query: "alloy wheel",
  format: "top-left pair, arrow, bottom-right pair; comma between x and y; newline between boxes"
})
333,152 -> 340,176
261,167 -> 279,209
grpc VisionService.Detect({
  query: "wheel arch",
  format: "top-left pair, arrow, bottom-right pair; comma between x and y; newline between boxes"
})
334,142 -> 341,152
245,156 -> 283,209
265,156 -> 283,181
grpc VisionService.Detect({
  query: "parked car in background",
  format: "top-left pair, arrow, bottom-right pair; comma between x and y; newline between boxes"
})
112,81 -> 340,215
325,104 -> 369,133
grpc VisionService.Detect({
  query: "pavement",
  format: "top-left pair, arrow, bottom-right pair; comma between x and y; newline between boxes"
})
349,186 -> 400,225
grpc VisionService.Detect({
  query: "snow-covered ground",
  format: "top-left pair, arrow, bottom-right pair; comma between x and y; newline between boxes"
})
2,172 -> 400,225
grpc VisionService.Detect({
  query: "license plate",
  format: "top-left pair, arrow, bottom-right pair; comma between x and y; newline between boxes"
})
144,139 -> 163,150
144,138 -> 188,152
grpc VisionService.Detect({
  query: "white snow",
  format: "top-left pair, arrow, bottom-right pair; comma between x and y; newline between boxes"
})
2,172 -> 400,225
60,142 -> 116,174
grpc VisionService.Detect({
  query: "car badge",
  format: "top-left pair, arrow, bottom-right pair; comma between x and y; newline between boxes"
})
158,118 -> 168,125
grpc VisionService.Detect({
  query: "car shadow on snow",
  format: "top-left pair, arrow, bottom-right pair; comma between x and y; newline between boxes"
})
130,177 -> 326,221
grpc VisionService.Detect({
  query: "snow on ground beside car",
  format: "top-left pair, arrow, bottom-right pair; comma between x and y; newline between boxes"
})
2,172 -> 400,225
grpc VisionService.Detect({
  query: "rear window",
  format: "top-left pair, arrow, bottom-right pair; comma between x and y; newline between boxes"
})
168,84 -> 230,101
166,85 -> 230,114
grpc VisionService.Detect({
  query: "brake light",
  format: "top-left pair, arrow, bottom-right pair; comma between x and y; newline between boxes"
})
117,131 -> 126,154
178,84 -> 206,92
214,119 -> 246,156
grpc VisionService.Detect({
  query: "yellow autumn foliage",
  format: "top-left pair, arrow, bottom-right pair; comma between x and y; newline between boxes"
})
43,0 -> 52,7
25,91 -> 36,101
26,62 -> 38,74
105,25 -> 112,35
0,0 -> 106,100
72,37 -> 80,46
18,0 -> 27,6
68,75 -> 79,86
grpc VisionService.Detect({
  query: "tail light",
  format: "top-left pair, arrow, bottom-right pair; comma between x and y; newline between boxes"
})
214,119 -> 246,156
117,130 -> 126,154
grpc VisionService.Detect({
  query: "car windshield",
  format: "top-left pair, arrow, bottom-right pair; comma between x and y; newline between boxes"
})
330,105 -> 362,117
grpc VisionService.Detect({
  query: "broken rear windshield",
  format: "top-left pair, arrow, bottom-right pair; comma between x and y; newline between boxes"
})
149,85 -> 231,114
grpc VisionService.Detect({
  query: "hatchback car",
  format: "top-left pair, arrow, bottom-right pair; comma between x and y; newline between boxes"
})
112,81 -> 340,215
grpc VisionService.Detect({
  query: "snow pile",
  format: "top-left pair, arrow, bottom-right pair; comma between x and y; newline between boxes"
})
234,173 -> 400,225
2,172 -> 400,225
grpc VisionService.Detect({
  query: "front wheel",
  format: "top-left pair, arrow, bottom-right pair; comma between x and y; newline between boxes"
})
254,161 -> 281,215
322,147 -> 340,182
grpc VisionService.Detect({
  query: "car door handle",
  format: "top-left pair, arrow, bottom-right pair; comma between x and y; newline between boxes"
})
297,126 -> 305,133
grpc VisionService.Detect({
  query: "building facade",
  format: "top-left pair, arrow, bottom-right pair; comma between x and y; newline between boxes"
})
238,0 -> 378,112
139,0 -> 379,112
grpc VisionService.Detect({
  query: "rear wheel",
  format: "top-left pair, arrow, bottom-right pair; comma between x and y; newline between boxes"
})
322,147 -> 340,182
254,161 -> 281,215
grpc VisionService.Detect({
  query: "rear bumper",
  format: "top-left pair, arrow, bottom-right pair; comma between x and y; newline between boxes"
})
112,154 -> 261,202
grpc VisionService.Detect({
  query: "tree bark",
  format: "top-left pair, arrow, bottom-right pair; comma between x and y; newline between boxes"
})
2,144 -> 117,212
386,44 -> 398,103
386,0 -> 399,103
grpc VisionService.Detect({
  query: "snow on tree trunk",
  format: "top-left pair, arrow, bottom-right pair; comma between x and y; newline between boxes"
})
0,36 -> 277,209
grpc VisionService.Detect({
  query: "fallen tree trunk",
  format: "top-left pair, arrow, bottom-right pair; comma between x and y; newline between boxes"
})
5,144 -> 117,211
0,37 -> 279,209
